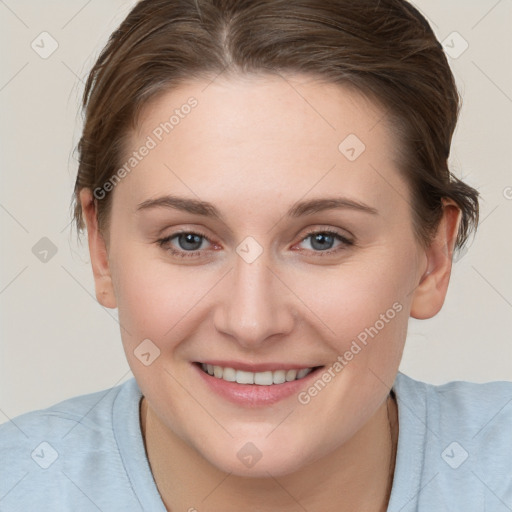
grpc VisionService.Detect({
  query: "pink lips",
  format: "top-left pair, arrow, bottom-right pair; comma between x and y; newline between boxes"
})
194,362 -> 323,407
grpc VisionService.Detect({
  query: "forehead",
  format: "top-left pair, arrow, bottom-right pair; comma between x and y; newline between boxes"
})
135,73 -> 387,150
119,74 -> 408,218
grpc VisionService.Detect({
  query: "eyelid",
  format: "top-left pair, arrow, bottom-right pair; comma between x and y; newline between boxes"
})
157,228 -> 215,251
156,225 -> 354,259
292,227 -> 354,256
298,226 -> 354,244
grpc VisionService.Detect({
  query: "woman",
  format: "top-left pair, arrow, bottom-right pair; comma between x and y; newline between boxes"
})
1,0 -> 511,510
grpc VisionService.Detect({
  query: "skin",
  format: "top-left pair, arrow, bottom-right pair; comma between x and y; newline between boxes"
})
80,73 -> 461,511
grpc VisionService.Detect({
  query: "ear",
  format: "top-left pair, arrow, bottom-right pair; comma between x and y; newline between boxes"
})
79,189 -> 117,309
410,199 -> 462,319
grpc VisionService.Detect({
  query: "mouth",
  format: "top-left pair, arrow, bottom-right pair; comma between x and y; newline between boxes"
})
193,361 -> 325,406
198,362 -> 321,385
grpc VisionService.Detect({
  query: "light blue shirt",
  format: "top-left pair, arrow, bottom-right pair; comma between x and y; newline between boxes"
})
1,372 -> 511,511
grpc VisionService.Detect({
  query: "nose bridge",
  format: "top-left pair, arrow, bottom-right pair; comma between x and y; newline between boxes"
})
214,246 -> 294,346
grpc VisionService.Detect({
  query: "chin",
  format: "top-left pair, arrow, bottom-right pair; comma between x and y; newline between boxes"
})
212,451 -> 307,478
195,433 -> 321,478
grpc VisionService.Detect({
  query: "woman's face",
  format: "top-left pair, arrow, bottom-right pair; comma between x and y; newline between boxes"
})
88,74 -> 438,476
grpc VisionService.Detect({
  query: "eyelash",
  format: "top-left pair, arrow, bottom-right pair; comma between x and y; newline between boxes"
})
298,228 -> 354,256
156,229 -> 216,259
156,228 -> 354,259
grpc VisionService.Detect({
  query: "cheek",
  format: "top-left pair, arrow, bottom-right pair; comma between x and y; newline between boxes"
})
113,239 -> 416,335
289,244 -> 416,365
112,250 -> 204,355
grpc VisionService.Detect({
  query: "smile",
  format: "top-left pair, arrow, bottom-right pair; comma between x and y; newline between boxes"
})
200,363 -> 316,385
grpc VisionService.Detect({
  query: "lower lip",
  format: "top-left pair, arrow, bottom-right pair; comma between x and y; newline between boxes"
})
194,363 -> 324,407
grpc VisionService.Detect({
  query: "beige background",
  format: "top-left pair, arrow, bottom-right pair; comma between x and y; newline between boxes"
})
1,0 -> 511,418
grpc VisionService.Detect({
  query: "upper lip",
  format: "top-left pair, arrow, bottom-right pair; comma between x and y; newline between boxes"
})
197,361 -> 322,372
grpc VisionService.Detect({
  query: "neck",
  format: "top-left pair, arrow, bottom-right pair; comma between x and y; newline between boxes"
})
140,393 -> 398,512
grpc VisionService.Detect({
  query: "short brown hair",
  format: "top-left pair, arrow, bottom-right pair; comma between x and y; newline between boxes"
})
72,0 -> 479,251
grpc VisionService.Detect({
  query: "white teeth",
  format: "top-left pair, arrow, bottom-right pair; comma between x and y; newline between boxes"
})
200,364 -> 315,385
222,367 -> 236,382
236,370 -> 255,384
272,370 -> 286,384
297,368 -> 312,379
285,369 -> 298,382
254,371 -> 273,386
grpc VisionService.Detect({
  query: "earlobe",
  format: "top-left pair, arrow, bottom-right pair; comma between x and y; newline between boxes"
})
410,200 -> 462,320
79,189 -> 117,309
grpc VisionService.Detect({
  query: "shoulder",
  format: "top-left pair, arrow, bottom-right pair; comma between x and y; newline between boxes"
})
0,380 -> 127,442
392,372 -> 512,510
0,378 -> 144,511
394,371 -> 512,437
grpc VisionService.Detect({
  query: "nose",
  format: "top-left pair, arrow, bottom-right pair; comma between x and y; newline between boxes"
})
213,249 -> 295,349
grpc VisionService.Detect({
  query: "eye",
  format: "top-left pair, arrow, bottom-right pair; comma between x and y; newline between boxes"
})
156,227 -> 354,260
296,229 -> 354,255
157,230 -> 213,258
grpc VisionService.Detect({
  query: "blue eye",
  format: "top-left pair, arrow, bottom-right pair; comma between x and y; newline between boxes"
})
298,230 -> 354,255
157,231 -> 212,258
172,233 -> 205,251
156,228 -> 354,259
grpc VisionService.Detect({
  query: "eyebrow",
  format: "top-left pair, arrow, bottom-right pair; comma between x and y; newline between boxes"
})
136,195 -> 378,219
